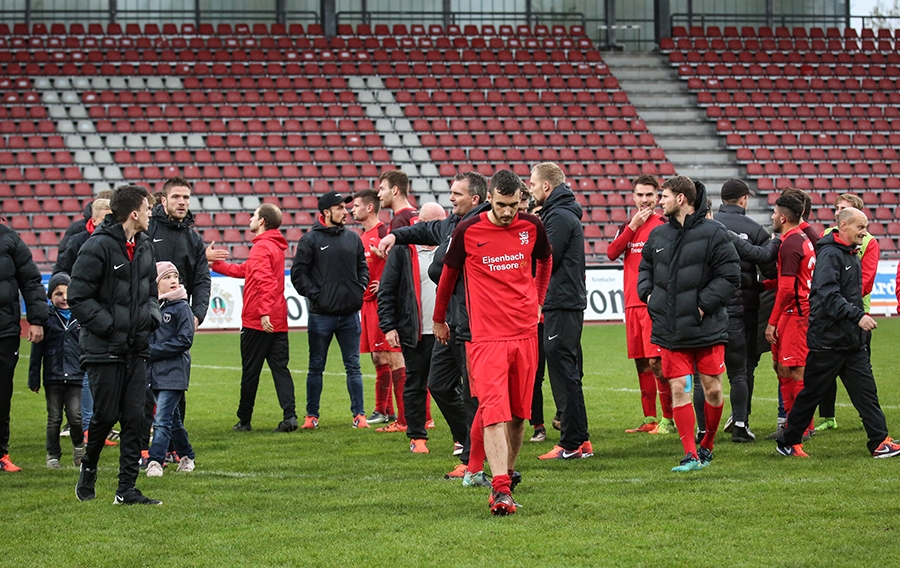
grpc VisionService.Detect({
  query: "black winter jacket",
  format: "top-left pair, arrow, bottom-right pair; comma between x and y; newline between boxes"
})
57,200 -> 91,258
377,242 -> 420,347
392,202 -> 491,340
148,298 -> 193,391
0,223 -> 48,339
540,183 -> 586,312
28,304 -> 82,389
807,232 -> 869,351
637,183 -> 740,349
54,228 -> 91,276
68,217 -> 162,364
714,204 -> 774,315
147,205 -> 211,324
290,218 -> 368,315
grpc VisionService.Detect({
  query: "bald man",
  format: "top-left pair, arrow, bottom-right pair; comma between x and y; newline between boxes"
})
378,203 -> 447,453
777,208 -> 900,458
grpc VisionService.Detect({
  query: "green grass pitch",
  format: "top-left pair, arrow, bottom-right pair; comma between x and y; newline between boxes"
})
4,319 -> 900,567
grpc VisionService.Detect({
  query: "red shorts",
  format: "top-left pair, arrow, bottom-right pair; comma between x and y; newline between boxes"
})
466,336 -> 538,427
660,345 -> 725,378
359,300 -> 400,353
625,306 -> 661,359
772,314 -> 808,367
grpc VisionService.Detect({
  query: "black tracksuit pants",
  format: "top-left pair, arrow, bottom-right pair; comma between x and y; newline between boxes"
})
780,348 -> 889,454
427,333 -> 472,461
0,336 -> 19,457
237,328 -> 296,425
403,335 -> 435,441
82,357 -> 146,494
530,322 -> 549,427
544,309 -> 589,451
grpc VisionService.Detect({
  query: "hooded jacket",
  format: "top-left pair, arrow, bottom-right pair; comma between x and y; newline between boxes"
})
290,216 -> 368,316
807,232 -> 869,351
212,229 -> 290,332
0,223 -> 48,339
714,203 -> 774,316
540,183 -> 585,312
147,286 -> 193,391
637,182 -> 740,349
28,303 -> 82,389
68,217 -> 161,364
147,204 -> 211,324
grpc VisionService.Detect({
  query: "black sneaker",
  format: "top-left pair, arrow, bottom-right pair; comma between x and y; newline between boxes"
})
273,417 -> 298,433
695,430 -> 706,445
75,464 -> 97,501
114,487 -> 162,505
732,425 -> 756,443
510,471 -> 522,492
765,424 -> 786,440
232,421 -> 252,432
723,414 -> 735,433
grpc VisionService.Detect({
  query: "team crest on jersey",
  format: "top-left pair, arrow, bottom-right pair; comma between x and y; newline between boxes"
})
519,231 -> 530,245
163,313 -> 172,324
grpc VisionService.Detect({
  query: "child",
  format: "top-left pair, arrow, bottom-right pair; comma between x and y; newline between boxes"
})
28,273 -> 85,469
146,262 -> 196,477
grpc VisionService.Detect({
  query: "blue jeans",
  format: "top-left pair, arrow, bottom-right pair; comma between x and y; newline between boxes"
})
149,390 -> 195,464
305,312 -> 364,417
81,373 -> 92,434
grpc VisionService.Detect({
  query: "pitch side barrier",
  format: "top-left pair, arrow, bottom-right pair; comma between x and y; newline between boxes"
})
36,262 -> 899,330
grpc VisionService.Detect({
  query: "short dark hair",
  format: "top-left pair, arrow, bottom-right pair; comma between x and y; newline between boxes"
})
631,174 -> 659,191
379,169 -> 409,196
453,171 -> 488,204
110,184 -> 149,223
353,189 -> 380,213
781,187 -> 812,219
257,203 -> 282,230
775,194 -> 803,223
162,176 -> 191,197
489,169 -> 522,197
661,175 -> 696,207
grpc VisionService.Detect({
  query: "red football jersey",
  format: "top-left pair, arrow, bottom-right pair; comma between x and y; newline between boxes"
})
607,214 -> 665,309
390,207 -> 419,230
443,212 -> 552,341
772,226 -> 816,320
361,222 -> 389,302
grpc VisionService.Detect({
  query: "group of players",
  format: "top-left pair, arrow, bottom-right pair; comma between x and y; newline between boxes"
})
4,162 -> 900,515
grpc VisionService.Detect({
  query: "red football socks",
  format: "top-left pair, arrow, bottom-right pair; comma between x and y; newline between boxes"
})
374,364 -> 392,415
391,367 -> 406,425
657,374 -> 674,419
700,401 -> 724,451
638,370 -> 658,419
673,403 -> 698,459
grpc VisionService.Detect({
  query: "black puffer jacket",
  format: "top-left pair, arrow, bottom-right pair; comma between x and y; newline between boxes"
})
290,217 -> 368,316
68,217 -> 161,364
714,204 -> 774,316
807,232 -> 869,351
54,228 -> 91,276
57,201 -> 91,258
28,304 -> 82,389
0,223 -> 48,339
540,183 -> 586,312
377,242 -> 420,347
147,205 -> 211,324
637,183 -> 740,349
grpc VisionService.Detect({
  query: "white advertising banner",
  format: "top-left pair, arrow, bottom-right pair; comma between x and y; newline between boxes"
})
37,260 -> 900,331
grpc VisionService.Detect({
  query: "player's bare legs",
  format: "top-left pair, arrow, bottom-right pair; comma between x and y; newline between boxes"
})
484,422 -> 509,482
506,416 -> 525,470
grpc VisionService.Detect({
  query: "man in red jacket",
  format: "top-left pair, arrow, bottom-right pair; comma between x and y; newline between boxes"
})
207,204 -> 297,433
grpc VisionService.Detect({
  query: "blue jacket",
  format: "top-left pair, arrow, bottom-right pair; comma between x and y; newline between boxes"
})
28,303 -> 83,389
147,298 -> 193,391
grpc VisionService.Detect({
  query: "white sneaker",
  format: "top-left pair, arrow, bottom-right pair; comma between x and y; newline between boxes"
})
176,456 -> 195,473
146,460 -> 164,477
46,457 -> 61,469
